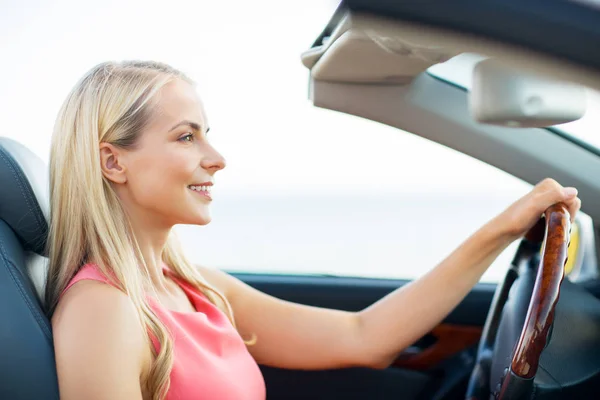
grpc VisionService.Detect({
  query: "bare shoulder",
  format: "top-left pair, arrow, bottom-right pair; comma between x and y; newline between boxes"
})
196,264 -> 244,298
52,280 -> 148,400
53,279 -> 138,325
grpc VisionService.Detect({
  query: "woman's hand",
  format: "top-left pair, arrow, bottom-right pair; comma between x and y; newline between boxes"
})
497,178 -> 581,241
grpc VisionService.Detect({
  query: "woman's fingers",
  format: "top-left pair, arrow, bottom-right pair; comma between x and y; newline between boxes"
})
501,178 -> 581,239
567,197 -> 581,223
543,187 -> 580,223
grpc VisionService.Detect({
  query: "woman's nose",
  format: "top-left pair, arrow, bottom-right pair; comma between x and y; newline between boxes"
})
200,144 -> 226,172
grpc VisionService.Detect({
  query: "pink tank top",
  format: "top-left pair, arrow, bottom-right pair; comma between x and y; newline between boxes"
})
63,264 -> 266,400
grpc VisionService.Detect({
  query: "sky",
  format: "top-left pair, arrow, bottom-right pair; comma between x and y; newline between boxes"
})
0,0 -> 533,197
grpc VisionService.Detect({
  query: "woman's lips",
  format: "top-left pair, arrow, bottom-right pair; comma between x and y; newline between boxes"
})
188,185 -> 212,200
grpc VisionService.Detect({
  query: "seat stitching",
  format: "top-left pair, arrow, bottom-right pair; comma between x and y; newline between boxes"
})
0,146 -> 46,229
0,148 -> 36,223
0,234 -> 52,342
0,146 -> 47,250
2,145 -> 46,230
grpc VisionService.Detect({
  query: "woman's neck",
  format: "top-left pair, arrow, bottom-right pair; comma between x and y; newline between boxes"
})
128,216 -> 173,291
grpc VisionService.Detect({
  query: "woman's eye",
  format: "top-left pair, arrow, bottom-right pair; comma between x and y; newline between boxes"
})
179,133 -> 194,142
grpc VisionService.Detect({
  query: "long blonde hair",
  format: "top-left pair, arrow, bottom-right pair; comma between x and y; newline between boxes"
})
45,61 -> 236,399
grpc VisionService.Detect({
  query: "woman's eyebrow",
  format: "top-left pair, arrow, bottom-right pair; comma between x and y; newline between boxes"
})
168,120 -> 204,132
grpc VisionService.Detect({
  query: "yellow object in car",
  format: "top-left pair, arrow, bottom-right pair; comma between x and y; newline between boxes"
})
565,220 -> 580,276
540,219 -> 579,276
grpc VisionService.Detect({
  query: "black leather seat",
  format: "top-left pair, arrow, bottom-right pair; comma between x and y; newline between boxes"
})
0,137 -> 60,399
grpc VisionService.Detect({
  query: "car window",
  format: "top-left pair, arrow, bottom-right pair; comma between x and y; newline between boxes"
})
176,110 -> 532,283
1,0 -> 533,283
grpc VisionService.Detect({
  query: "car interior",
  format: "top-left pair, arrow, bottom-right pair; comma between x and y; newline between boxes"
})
2,1 -> 600,399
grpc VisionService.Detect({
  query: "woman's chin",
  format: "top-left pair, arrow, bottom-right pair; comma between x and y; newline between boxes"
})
186,212 -> 212,226
173,204 -> 213,226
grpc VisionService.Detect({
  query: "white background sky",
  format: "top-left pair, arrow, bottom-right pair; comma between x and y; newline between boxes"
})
0,0 -> 532,196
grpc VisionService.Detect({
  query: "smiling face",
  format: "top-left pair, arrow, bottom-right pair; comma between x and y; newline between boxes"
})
100,78 -> 226,229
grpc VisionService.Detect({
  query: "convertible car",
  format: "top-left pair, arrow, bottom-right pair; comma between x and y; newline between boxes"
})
1,0 -> 600,399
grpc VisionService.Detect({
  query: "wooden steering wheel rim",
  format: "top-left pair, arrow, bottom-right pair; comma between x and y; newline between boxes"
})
508,203 -> 571,380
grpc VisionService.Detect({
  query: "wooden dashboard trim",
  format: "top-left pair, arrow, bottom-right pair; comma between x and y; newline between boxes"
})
393,323 -> 482,370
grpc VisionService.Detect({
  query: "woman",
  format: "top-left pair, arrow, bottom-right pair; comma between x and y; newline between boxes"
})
47,61 -> 581,400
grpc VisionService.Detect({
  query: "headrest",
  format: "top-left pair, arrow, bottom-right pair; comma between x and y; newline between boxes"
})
0,138 -> 49,255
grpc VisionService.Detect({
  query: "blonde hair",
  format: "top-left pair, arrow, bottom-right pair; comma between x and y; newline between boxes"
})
45,61 -> 237,399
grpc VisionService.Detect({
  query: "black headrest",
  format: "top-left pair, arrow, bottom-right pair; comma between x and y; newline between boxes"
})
0,138 -> 49,255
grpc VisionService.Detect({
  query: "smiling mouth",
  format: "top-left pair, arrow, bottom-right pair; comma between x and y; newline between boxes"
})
188,184 -> 212,200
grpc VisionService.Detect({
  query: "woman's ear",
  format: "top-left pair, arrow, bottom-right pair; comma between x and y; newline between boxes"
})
99,143 -> 127,184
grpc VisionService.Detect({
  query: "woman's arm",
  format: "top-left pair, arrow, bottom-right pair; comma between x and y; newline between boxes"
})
203,179 -> 581,370
355,218 -> 511,368
52,280 -> 149,400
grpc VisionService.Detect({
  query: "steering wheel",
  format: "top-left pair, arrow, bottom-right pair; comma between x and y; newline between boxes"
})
465,203 -> 571,400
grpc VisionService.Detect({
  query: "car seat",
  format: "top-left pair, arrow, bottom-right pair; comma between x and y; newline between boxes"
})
0,137 -> 60,399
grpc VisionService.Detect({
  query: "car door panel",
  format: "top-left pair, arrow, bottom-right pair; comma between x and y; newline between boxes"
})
232,273 -> 495,399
